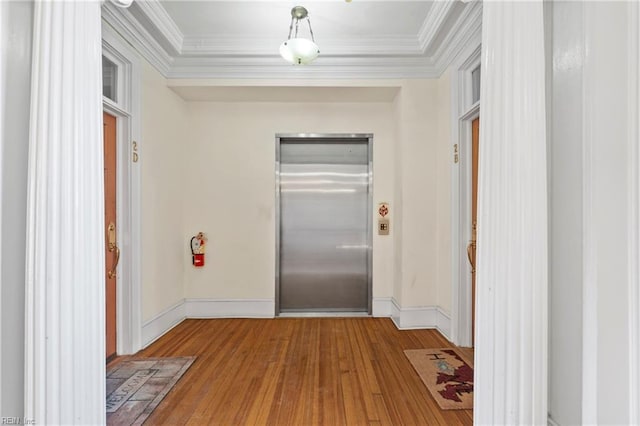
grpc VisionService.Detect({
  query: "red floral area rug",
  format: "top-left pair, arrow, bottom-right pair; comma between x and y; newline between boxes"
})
404,348 -> 474,410
106,356 -> 196,425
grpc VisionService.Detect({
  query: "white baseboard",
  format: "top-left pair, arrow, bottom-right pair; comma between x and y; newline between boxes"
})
391,297 -> 402,327
390,298 -> 437,329
389,298 -> 452,341
185,298 -> 275,318
372,297 -> 393,317
141,299 -> 186,348
436,307 -> 452,341
140,297 -> 452,349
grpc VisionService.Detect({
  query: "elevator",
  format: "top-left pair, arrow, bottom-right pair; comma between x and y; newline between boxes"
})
276,134 -> 373,314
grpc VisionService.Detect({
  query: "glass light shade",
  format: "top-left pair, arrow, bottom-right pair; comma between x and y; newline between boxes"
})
111,0 -> 133,7
279,38 -> 320,65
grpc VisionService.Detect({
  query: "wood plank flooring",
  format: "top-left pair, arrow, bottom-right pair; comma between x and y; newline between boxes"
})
135,318 -> 473,425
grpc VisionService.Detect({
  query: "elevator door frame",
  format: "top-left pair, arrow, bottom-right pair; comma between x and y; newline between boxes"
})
275,133 -> 373,316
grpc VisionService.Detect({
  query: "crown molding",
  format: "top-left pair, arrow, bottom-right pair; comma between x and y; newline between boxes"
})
433,0 -> 482,74
417,0 -> 459,53
167,78 -> 405,88
101,1 -> 173,75
101,0 -> 482,80
181,35 -> 421,57
167,56 -> 440,80
129,0 -> 184,55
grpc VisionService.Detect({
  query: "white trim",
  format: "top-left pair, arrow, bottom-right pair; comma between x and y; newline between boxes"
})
0,0 -> 34,413
581,3 -> 598,424
185,299 -> 275,319
0,1 -> 5,410
372,297 -> 393,317
131,0 -> 183,55
433,1 -> 482,73
474,2 -> 548,424
24,2 -> 105,423
436,308 -> 452,341
101,1 -> 172,76
181,35 -> 421,57
391,297 -> 401,327
167,56 -> 442,80
628,1 -> 640,422
140,298 -> 452,354
450,43 -> 481,347
388,299 -> 451,340
417,0 -> 458,53
101,0 -> 481,80
102,25 -> 143,355
141,300 -> 186,348
391,303 -> 436,329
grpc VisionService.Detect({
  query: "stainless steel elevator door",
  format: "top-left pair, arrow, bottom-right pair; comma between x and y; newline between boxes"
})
279,139 -> 370,312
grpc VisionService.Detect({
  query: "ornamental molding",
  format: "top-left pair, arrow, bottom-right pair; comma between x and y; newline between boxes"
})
102,0 -> 482,79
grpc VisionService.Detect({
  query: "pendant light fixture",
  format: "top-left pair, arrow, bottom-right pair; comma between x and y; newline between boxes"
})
279,6 -> 320,65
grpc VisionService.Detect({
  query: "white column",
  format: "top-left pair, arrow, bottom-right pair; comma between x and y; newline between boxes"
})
630,3 -> 640,423
474,1 -> 548,424
24,1 -> 105,423
1,1 -> 33,419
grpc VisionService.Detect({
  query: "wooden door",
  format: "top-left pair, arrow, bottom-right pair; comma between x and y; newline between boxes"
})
103,112 -> 118,360
470,118 -> 479,345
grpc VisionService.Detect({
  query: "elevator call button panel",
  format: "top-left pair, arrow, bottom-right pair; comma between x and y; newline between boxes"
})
378,219 -> 390,235
377,202 -> 390,235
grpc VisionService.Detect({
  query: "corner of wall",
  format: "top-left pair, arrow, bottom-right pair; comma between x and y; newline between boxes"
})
389,297 -> 452,341
141,299 -> 186,348
392,89 -> 405,306
140,59 -> 191,323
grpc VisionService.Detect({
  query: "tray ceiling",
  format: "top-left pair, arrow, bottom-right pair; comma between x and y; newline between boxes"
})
101,0 -> 482,79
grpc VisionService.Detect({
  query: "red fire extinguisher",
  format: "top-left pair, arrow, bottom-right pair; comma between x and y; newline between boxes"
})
190,232 -> 207,267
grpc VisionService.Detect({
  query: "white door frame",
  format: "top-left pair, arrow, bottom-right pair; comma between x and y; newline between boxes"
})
102,26 -> 142,355
450,45 -> 481,347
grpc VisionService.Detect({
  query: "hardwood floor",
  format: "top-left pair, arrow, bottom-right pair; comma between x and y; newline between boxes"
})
137,318 -> 473,425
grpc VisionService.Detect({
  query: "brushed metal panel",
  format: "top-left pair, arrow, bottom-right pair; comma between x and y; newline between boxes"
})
279,141 -> 369,312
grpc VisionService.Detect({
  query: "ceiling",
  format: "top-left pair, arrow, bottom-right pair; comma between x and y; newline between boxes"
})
102,0 -> 482,79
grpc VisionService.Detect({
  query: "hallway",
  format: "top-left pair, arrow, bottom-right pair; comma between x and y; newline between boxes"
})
125,318 -> 473,425
3,1 -> 640,424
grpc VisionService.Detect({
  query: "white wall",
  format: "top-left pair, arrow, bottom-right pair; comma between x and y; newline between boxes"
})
393,80 -> 442,308
0,0 -> 32,418
137,74 -> 454,328
140,61 -> 189,321
392,90 -> 405,308
436,70 -> 452,315
177,78 -> 454,317
182,101 -> 396,305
